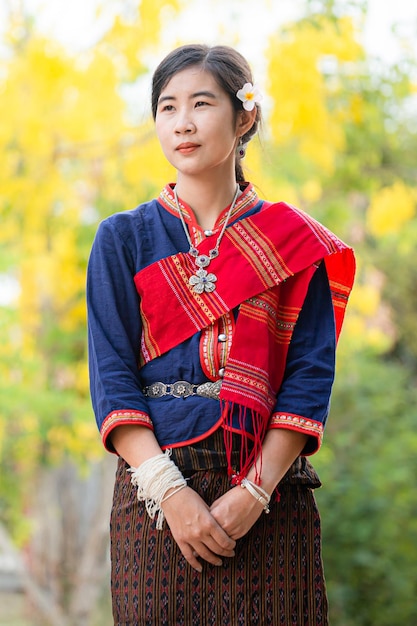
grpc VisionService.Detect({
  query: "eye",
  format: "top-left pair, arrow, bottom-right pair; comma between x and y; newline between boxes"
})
195,101 -> 209,108
157,101 -> 175,114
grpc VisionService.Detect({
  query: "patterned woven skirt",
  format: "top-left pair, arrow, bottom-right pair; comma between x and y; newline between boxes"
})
110,431 -> 328,625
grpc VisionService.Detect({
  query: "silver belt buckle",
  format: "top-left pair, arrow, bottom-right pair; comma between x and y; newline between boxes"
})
196,380 -> 222,400
171,381 -> 194,398
145,382 -> 167,398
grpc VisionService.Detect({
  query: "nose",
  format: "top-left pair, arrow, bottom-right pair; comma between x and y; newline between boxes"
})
174,114 -> 196,135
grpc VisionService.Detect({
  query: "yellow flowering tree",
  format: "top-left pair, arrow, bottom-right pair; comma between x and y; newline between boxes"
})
0,2 -> 182,624
267,15 -> 363,174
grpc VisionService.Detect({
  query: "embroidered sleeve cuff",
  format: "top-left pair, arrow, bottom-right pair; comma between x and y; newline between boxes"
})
268,412 -> 323,455
100,410 -> 154,453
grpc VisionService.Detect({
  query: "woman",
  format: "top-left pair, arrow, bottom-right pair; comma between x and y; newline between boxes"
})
87,44 -> 355,625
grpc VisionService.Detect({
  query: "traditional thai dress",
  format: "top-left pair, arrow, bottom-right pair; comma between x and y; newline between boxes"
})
87,183 -> 355,626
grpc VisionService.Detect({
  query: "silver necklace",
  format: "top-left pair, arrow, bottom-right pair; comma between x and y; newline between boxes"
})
174,184 -> 240,294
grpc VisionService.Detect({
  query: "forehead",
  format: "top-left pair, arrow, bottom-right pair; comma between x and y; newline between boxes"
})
159,66 -> 224,98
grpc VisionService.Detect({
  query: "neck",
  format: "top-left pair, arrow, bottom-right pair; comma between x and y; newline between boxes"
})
175,174 -> 239,231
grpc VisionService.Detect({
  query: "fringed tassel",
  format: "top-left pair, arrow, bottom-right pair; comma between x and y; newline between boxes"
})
222,401 -> 235,478
221,401 -> 269,486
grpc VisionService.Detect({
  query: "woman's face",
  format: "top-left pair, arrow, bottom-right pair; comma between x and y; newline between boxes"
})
155,66 -> 241,181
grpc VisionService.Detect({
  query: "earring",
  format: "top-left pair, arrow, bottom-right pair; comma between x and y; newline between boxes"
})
237,138 -> 246,159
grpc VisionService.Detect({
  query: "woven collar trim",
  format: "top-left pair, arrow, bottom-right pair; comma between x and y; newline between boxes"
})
158,182 -> 259,235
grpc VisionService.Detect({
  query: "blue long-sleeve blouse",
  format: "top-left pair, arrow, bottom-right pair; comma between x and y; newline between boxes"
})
87,183 -> 336,456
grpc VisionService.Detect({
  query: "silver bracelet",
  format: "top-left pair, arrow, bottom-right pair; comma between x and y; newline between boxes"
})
240,477 -> 271,514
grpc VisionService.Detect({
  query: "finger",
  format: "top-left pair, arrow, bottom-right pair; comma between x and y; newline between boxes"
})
185,515 -> 236,556
180,532 -> 234,566
195,522 -> 236,558
192,541 -> 224,567
204,535 -> 235,558
181,544 -> 203,573
209,524 -> 237,551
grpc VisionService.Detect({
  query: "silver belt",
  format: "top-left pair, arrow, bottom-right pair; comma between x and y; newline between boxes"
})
142,380 -> 222,400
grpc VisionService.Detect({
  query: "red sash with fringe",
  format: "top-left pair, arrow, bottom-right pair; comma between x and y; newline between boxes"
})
134,202 -> 355,478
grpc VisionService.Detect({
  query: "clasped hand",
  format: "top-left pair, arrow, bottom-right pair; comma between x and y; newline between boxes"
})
161,485 -> 264,572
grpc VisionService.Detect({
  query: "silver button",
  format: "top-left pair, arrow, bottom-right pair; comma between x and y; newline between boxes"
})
218,368 -> 225,377
218,333 -> 227,342
204,229 -> 213,236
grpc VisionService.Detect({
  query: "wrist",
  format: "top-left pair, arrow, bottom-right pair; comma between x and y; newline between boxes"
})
246,469 -> 279,496
161,483 -> 188,506
129,450 -> 187,529
240,477 -> 271,514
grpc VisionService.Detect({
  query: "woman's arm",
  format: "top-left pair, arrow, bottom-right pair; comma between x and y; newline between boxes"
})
210,263 -> 336,538
110,425 -> 236,573
88,219 -> 235,571
87,218 -> 152,449
210,429 -> 308,539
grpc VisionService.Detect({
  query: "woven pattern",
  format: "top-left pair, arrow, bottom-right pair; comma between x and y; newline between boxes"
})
110,435 -> 328,626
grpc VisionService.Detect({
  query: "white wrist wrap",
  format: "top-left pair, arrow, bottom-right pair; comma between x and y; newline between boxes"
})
128,450 -> 187,530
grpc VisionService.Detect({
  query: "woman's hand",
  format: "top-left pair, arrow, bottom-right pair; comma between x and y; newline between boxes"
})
161,486 -> 236,572
210,429 -> 309,540
209,486 -> 265,540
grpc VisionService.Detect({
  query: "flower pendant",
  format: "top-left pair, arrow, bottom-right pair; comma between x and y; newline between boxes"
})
189,268 -> 217,293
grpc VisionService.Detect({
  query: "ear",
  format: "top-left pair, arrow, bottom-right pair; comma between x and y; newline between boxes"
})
236,108 -> 257,138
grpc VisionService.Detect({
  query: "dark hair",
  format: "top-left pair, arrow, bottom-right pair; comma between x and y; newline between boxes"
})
151,44 -> 261,182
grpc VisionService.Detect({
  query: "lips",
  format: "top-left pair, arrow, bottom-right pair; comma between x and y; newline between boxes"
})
176,142 -> 200,154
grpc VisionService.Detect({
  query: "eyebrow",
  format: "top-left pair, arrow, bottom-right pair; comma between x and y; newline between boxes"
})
157,90 -> 218,105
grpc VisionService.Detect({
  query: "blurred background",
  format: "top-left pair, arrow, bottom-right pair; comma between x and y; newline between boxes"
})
0,0 -> 416,624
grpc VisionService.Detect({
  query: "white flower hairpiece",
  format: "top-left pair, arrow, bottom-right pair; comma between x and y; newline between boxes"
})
236,82 -> 263,111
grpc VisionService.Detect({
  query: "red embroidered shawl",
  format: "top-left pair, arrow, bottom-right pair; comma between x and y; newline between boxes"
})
134,201 -> 355,477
